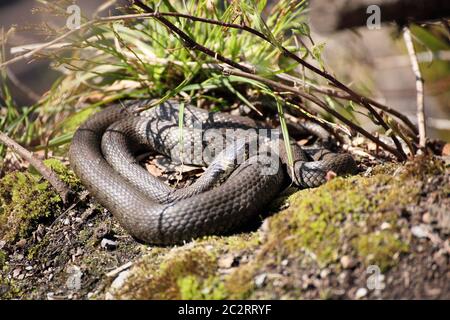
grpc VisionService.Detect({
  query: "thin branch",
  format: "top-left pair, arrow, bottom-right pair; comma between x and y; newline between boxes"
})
0,13 -> 154,69
274,72 -> 418,138
0,131 -> 71,202
403,26 -> 427,151
1,7 -> 415,142
0,5 -> 410,159
129,0 -> 407,160
220,67 -> 406,160
307,83 -> 419,138
441,19 -> 450,37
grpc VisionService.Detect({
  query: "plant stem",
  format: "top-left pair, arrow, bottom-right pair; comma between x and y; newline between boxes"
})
0,131 -> 71,202
221,67 -> 405,160
403,26 -> 427,151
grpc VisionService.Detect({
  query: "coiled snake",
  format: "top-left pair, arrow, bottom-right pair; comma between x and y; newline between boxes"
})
69,99 -> 357,244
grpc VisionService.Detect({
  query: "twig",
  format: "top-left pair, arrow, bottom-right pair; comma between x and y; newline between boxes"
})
0,131 -> 71,202
403,26 -> 427,151
308,84 -> 419,139
220,67 -> 405,160
129,0 -> 407,160
0,6 -> 410,159
0,13 -> 171,69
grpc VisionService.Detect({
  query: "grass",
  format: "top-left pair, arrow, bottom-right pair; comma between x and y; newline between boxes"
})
1,0 -> 317,161
0,0 -> 448,164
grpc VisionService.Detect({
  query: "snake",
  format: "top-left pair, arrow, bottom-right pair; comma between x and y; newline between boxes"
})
69,99 -> 357,245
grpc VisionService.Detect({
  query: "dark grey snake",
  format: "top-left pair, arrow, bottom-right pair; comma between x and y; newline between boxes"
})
69,99 -> 357,245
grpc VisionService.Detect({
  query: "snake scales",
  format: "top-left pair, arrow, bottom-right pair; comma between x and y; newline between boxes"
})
69,99 -> 357,244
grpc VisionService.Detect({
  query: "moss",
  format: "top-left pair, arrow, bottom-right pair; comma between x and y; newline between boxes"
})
353,231 -> 408,271
223,264 -> 257,299
0,171 -> 62,243
0,276 -> 23,299
0,250 -> 6,269
0,159 -> 80,243
267,177 -> 369,266
178,275 -> 227,300
263,161 -> 421,268
42,158 -> 80,190
204,233 -> 260,252
26,237 -> 50,260
116,248 -> 218,299
113,233 -> 263,300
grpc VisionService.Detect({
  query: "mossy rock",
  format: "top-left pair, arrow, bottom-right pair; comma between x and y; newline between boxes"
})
265,172 -> 414,267
0,159 -> 78,243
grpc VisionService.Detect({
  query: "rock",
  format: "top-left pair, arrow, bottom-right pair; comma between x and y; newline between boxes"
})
433,250 -> 447,268
260,220 -> 270,233
338,271 -> 351,285
422,212 -> 432,224
105,292 -> 114,300
101,238 -> 117,250
12,268 -> 22,278
16,239 -> 27,248
340,255 -> 357,269
74,247 -> 84,257
106,270 -> 131,300
425,286 -> 441,297
110,270 -> 130,291
380,222 -> 391,230
66,265 -> 82,291
355,287 -> 368,299
218,255 -> 235,269
254,274 -> 267,288
411,224 -> 430,238
320,269 -> 330,278
442,143 -> 450,156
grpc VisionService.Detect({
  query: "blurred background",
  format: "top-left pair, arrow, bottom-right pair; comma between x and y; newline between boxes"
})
0,0 -> 449,140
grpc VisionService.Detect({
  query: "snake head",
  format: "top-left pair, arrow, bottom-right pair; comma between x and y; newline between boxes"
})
292,153 -> 358,188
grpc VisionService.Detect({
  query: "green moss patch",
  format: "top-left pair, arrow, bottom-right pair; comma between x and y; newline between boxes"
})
0,159 -> 78,243
114,233 -> 261,300
265,172 -> 415,267
353,231 -> 408,271
115,248 -> 218,299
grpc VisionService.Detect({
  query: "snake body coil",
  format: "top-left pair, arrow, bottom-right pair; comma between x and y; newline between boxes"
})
69,99 -> 356,244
